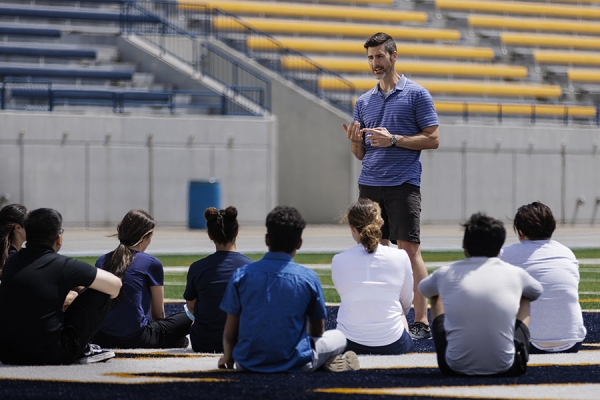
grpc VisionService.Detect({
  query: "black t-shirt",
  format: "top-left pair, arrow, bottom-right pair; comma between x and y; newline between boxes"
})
183,251 -> 251,352
0,243 -> 97,363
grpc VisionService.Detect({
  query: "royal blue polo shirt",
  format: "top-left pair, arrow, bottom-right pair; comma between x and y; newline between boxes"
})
220,252 -> 327,373
354,75 -> 439,187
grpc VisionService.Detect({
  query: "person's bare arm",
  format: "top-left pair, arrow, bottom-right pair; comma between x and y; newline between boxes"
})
364,125 -> 439,151
218,314 -> 240,369
343,121 -> 366,160
149,285 -> 165,321
307,318 -> 325,337
88,268 -> 122,299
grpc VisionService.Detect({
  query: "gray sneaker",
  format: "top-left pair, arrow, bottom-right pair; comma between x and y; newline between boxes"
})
322,351 -> 360,372
409,322 -> 432,340
75,344 -> 115,365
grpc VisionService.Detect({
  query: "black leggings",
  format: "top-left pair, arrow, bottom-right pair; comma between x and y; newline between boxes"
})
93,312 -> 192,349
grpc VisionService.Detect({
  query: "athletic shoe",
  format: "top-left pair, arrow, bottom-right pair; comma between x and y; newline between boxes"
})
409,322 -> 432,340
75,344 -> 115,365
322,351 -> 360,372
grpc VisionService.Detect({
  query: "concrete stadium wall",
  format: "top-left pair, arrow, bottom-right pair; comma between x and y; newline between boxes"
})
0,112 -> 277,226
420,122 -> 600,225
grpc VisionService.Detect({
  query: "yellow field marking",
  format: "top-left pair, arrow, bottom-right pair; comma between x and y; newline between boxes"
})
103,372 -> 230,383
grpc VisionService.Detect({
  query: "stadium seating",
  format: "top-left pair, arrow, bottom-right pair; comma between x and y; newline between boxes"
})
179,1 -> 428,23
246,37 -> 494,60
324,78 -> 562,98
534,50 -> 600,66
436,0 -> 600,19
212,17 -> 461,41
0,5 -> 157,22
500,33 -> 600,51
568,69 -> 600,83
281,56 -> 527,78
0,44 -> 96,59
434,101 -> 597,118
0,25 -> 61,38
468,15 -> 600,35
0,64 -> 134,81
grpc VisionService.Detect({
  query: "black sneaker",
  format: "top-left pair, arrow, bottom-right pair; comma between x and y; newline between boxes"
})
75,344 -> 115,365
409,322 -> 432,340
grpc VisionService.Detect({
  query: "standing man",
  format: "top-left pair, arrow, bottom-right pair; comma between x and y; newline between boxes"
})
343,32 -> 439,339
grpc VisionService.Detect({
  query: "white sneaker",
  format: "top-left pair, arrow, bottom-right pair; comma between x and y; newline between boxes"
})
75,344 -> 115,365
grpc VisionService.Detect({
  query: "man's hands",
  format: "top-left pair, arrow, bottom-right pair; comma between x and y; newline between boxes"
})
342,121 -> 363,144
363,127 -> 395,147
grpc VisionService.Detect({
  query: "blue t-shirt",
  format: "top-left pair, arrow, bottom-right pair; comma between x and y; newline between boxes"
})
354,75 -> 439,187
183,251 -> 252,353
220,252 -> 327,373
96,251 -> 163,339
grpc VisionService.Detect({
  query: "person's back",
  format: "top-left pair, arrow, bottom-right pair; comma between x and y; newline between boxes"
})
500,202 -> 586,352
223,254 -> 324,372
425,257 -> 538,374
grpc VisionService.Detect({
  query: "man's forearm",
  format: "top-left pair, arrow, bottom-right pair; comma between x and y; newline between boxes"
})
396,128 -> 439,151
350,141 -> 365,160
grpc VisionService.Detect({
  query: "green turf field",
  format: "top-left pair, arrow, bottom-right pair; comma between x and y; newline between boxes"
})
76,248 -> 600,309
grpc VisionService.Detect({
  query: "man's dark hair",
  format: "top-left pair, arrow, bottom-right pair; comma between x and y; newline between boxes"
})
513,201 -> 555,240
364,32 -> 396,55
462,212 -> 506,257
266,206 -> 306,254
24,208 -> 62,246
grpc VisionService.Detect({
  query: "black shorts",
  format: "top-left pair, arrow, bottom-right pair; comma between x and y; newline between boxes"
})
432,314 -> 530,377
358,183 -> 421,243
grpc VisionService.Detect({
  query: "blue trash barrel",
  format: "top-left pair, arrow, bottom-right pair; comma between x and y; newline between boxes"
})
188,179 -> 221,229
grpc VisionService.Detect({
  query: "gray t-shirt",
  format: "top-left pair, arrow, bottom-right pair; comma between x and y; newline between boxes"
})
419,257 -> 543,375
500,240 -> 586,344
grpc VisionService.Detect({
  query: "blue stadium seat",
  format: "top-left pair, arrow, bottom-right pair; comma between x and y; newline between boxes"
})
0,65 -> 134,80
0,5 -> 158,22
0,25 -> 61,37
0,45 -> 96,59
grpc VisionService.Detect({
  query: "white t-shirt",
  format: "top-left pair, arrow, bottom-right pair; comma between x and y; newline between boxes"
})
419,257 -> 543,375
500,240 -> 587,344
332,244 -> 413,347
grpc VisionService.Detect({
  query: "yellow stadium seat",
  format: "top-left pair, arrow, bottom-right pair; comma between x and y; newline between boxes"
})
534,50 -> 600,66
321,78 -> 562,98
500,33 -> 600,50
568,68 -> 600,82
212,17 -> 461,41
246,37 -> 492,59
179,1 -> 427,23
468,15 -> 600,35
280,56 -> 527,78
436,0 -> 600,19
434,101 -> 596,117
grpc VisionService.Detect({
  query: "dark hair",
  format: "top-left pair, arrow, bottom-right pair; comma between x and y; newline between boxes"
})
364,32 -> 396,55
513,201 -> 555,240
345,199 -> 382,254
266,206 -> 306,254
0,204 -> 27,268
102,210 -> 156,280
205,206 -> 239,245
462,212 -> 506,257
23,208 -> 62,247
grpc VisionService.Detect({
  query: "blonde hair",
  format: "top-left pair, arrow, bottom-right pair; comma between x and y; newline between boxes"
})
344,199 -> 383,253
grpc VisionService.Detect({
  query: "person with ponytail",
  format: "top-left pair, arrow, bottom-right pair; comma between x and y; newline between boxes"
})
0,204 -> 27,277
331,199 -> 415,355
183,206 -> 252,353
92,210 -> 191,348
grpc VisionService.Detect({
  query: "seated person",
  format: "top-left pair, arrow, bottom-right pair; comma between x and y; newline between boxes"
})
0,208 -> 121,365
92,210 -> 191,349
184,206 -> 252,353
332,199 -> 414,355
0,204 -> 28,276
500,201 -> 586,354
419,212 -> 543,376
218,206 -> 359,373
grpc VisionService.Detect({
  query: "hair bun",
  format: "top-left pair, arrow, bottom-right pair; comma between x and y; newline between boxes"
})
223,206 -> 238,220
204,207 -> 220,221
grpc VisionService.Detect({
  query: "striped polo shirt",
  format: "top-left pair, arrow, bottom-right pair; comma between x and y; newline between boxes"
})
354,75 -> 438,187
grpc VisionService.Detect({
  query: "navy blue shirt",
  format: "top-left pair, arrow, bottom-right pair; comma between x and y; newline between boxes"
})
220,252 -> 327,373
96,252 -> 163,339
183,251 -> 252,353
354,75 -> 439,187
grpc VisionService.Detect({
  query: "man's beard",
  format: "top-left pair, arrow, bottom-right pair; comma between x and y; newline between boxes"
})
373,65 -> 393,80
